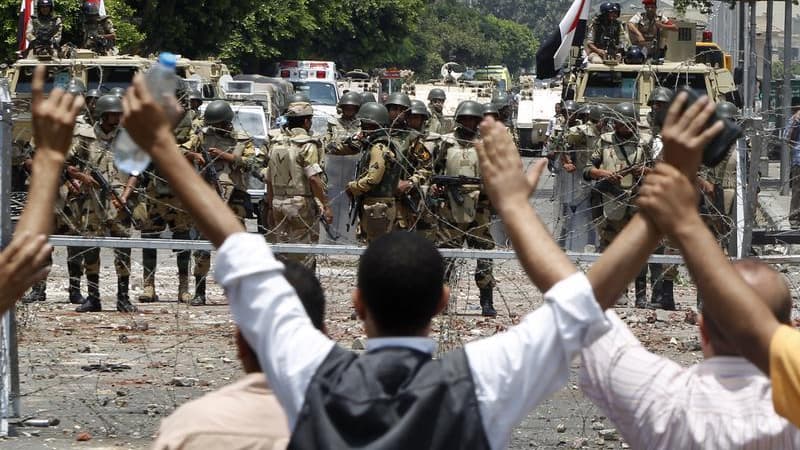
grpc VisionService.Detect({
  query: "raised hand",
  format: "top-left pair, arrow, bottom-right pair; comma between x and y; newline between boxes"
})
31,65 -> 84,157
660,92 -> 723,177
0,234 -> 52,312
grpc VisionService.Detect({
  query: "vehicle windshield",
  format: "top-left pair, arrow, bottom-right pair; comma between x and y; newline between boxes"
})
583,71 -> 639,99
654,72 -> 708,95
379,78 -> 403,95
232,109 -> 267,138
87,66 -> 140,92
696,47 -> 725,69
15,65 -> 72,93
291,81 -> 337,106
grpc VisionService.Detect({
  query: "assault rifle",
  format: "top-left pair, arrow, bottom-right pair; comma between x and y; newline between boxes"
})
593,163 -> 649,198
197,143 -> 224,197
89,168 -> 138,228
430,175 -> 481,205
316,202 -> 339,241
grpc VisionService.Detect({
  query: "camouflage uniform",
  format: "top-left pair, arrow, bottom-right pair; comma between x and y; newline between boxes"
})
558,122 -> 598,251
325,116 -> 361,154
347,133 -> 404,243
400,130 -> 439,241
703,147 -> 737,246
628,11 -> 671,56
83,16 -> 117,55
426,109 -> 453,135
182,127 -> 266,299
586,16 -> 629,63
434,132 -> 495,293
266,127 -> 325,269
25,14 -> 62,54
137,111 -> 196,303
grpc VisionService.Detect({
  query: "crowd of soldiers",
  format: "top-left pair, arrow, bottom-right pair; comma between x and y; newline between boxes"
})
585,0 -> 677,64
24,0 -> 118,58
547,89 -> 739,311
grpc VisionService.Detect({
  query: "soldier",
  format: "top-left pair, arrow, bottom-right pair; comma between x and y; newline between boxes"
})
25,0 -> 62,57
558,102 -> 600,251
137,84 -> 198,304
385,92 -> 411,130
426,88 -> 452,135
68,95 -> 138,313
585,2 -> 629,64
182,100 -> 266,305
360,92 -> 377,104
325,91 -> 361,154
493,93 -> 519,148
583,102 -> 653,307
483,102 -> 500,121
433,100 -> 497,317
397,100 -> 438,237
84,89 -> 100,122
81,1 -> 117,55
265,102 -> 332,270
627,0 -> 677,59
703,101 -> 739,249
346,102 -> 404,243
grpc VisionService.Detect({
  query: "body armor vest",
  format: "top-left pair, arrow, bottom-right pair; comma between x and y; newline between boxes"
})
360,135 -> 402,199
32,17 -> 58,41
268,131 -> 318,197
201,130 -> 246,188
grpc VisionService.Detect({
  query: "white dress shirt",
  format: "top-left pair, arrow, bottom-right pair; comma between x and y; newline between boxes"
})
215,232 -> 611,450
580,311 -> 800,450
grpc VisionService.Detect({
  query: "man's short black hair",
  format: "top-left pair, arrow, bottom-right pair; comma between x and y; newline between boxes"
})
281,259 -> 326,330
357,232 -> 445,335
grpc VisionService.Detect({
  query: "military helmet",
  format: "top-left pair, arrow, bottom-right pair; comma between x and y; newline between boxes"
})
409,100 -> 430,118
339,91 -> 363,108
428,88 -> 446,101
286,101 -> 314,117
624,46 -> 646,64
360,92 -> 377,104
483,102 -> 500,117
612,102 -> 638,124
357,102 -> 390,127
86,89 -> 100,100
82,1 -> 100,16
563,100 -> 579,114
649,87 -> 674,105
587,104 -> 605,122
66,84 -> 84,97
67,78 -> 86,92
110,87 -> 126,97
455,100 -> 484,120
204,100 -> 234,125
189,89 -> 202,101
288,92 -> 310,104
492,92 -> 511,108
385,92 -> 411,109
94,94 -> 123,117
600,2 -> 619,14
716,101 -> 739,120
38,0 -> 53,9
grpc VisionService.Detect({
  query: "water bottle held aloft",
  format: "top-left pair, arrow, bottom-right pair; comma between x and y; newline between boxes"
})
113,51 -> 178,176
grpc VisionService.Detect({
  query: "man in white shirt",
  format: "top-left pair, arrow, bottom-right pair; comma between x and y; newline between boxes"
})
580,258 -> 800,448
118,71 -> 718,449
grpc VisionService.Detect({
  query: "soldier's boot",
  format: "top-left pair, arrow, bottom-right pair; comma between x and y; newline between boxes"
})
634,275 -> 648,308
66,246 -> 85,304
116,276 -> 138,313
76,274 -> 102,313
479,287 -> 497,317
21,281 -> 47,304
190,277 -> 206,306
68,278 -> 85,305
139,247 -> 159,303
659,280 -> 676,311
176,249 -> 192,303
178,275 -> 191,304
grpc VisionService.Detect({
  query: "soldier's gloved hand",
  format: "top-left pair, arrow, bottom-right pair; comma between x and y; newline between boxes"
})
0,233 -> 51,311
30,66 -> 84,158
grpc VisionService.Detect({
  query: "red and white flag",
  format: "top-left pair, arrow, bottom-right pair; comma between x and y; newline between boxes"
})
17,0 -> 33,52
535,0 -> 590,79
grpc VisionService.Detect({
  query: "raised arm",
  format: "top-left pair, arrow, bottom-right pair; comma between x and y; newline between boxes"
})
120,74 -> 243,247
0,66 -> 83,312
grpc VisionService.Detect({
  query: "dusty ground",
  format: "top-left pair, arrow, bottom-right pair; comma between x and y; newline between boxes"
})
0,246 -> 713,450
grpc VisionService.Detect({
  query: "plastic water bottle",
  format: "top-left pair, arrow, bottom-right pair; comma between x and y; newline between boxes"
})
113,52 -> 178,175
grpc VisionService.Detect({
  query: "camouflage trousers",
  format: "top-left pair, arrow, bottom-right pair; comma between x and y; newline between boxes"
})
137,189 -> 195,281
194,188 -> 250,278
598,214 -> 677,282
358,197 -> 396,244
266,195 -> 319,270
81,195 -> 133,278
437,204 -> 496,290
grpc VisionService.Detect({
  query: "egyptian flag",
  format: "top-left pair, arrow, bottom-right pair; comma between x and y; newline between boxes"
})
17,0 -> 33,52
535,0 -> 590,79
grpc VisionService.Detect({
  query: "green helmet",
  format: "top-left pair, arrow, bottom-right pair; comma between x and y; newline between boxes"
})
204,100 -> 234,125
409,100 -> 430,118
455,100 -> 484,120
288,92 -> 310,104
648,87 -> 674,105
94,94 -> 123,118
86,89 -> 100,100
66,84 -> 84,97
67,78 -> 85,93
361,92 -> 377,104
189,89 -> 202,101
613,102 -> 638,125
385,92 -> 411,109
716,101 -> 739,120
492,92 -> 511,108
110,87 -> 126,97
339,91 -> 363,107
588,104 -> 606,122
357,102 -> 390,127
483,102 -> 500,117
563,100 -> 579,114
428,88 -> 446,101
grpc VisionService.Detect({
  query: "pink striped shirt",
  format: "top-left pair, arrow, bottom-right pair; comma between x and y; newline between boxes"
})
580,311 -> 800,449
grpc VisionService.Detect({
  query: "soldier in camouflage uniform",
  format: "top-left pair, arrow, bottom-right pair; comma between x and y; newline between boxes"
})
182,100 -> 266,305
325,91 -> 361,154
585,2 -> 629,63
346,102 -> 404,243
583,102 -> 653,307
433,100 -> 497,317
627,0 -> 677,59
137,85 -> 199,304
426,88 -> 452,135
397,100 -> 439,238
265,102 -> 332,270
81,1 -> 117,55
702,101 -> 739,250
492,92 -> 519,147
67,95 -> 139,313
25,0 -> 62,57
